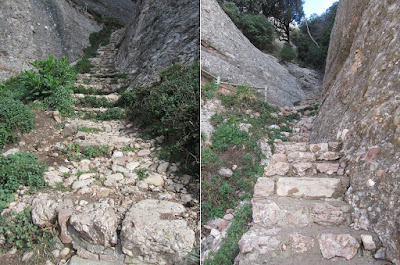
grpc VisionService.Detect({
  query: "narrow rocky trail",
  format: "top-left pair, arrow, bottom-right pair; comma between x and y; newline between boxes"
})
1,30 -> 199,265
234,102 -> 389,264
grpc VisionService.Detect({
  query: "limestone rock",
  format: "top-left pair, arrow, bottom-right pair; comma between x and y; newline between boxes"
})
104,173 -> 124,187
315,163 -> 339,175
238,228 -> 280,254
288,233 -> 315,253
70,200 -> 118,247
253,177 -> 275,198
264,156 -> 289,177
143,173 -> 164,187
72,179 -> 95,190
311,203 -> 345,225
292,162 -> 313,176
121,200 -> 195,264
31,193 -> 58,227
361,234 -> 376,251
218,168 -> 233,178
318,234 -> 359,260
276,177 -> 341,198
252,200 -> 309,228
287,152 -> 315,163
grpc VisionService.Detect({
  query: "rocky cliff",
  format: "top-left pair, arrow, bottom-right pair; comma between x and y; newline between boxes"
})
0,0 -> 100,80
71,0 -> 136,25
116,0 -> 200,87
201,0 -> 319,107
311,0 -> 400,263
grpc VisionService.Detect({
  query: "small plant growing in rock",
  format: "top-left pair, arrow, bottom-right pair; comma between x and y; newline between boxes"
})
135,168 -> 149,180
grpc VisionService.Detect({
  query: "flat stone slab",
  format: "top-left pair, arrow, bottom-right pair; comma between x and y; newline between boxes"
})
68,255 -> 123,265
276,177 -> 341,198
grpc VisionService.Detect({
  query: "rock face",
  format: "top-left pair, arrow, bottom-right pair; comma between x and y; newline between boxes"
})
311,0 -> 400,263
201,0 -> 314,107
121,199 -> 195,264
0,0 -> 100,80
71,0 -> 136,25
116,0 -> 199,87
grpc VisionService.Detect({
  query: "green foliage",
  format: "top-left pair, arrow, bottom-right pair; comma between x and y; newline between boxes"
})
0,97 -> 35,134
82,108 -> 125,121
75,57 -> 93,74
201,81 -> 219,100
64,144 -> 110,161
123,63 -> 200,175
222,2 -> 241,24
0,152 -> 46,212
222,2 -> 275,52
239,14 -> 275,52
0,76 -> 28,101
279,42 -> 297,62
204,203 -> 252,264
135,168 -> 149,180
292,2 -> 338,71
76,96 -> 115,108
0,208 -> 53,249
21,56 -> 76,101
77,126 -> 102,133
201,147 -> 223,169
212,120 -> 250,151
43,86 -> 75,116
120,145 -> 135,152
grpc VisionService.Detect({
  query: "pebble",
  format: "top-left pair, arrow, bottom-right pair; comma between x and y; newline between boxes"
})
21,251 -> 34,262
59,247 -> 70,258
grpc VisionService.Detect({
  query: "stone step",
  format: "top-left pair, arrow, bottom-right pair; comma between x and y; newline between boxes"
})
72,93 -> 120,103
236,226 -> 385,265
252,197 -> 352,228
275,177 -> 348,199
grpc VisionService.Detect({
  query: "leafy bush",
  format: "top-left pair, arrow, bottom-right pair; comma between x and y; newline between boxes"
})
43,86 -> 75,116
222,2 -> 275,53
123,63 -> 200,174
0,152 -> 46,212
280,42 -> 297,62
212,120 -> 250,151
0,97 -> 35,134
21,56 -> 76,100
239,14 -> 275,52
0,208 -> 52,249
0,76 -> 28,101
75,57 -> 93,74
201,81 -> 219,100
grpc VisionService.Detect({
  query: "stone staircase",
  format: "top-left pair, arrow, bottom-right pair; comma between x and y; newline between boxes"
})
1,28 -> 198,265
234,106 -> 390,264
75,29 -> 129,92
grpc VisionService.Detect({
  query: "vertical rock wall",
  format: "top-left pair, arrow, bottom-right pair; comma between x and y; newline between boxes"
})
115,0 -> 200,87
0,0 -> 100,80
311,0 -> 400,263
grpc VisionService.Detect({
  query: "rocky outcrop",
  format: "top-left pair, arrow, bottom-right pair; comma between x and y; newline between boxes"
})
311,0 -> 400,263
0,0 -> 100,80
116,0 -> 199,87
201,0 -> 318,107
71,0 -> 136,25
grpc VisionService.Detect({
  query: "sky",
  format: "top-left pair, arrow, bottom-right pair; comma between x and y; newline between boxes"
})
303,0 -> 337,18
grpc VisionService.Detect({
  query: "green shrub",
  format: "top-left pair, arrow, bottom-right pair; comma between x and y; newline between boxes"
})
64,144 -> 110,161
280,42 -> 297,62
75,57 -> 93,74
212,120 -> 250,151
201,81 -> 219,99
0,152 -> 46,212
0,97 -> 35,134
239,14 -> 275,52
124,63 -> 200,174
43,86 -> 75,116
0,208 -> 53,249
222,2 -> 241,24
0,76 -> 28,101
21,56 -> 76,100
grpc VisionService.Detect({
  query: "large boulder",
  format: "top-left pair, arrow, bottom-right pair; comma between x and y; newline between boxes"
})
201,0 -> 311,107
0,0 -> 100,80
116,0 -> 199,87
311,0 -> 400,263
121,199 -> 195,264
